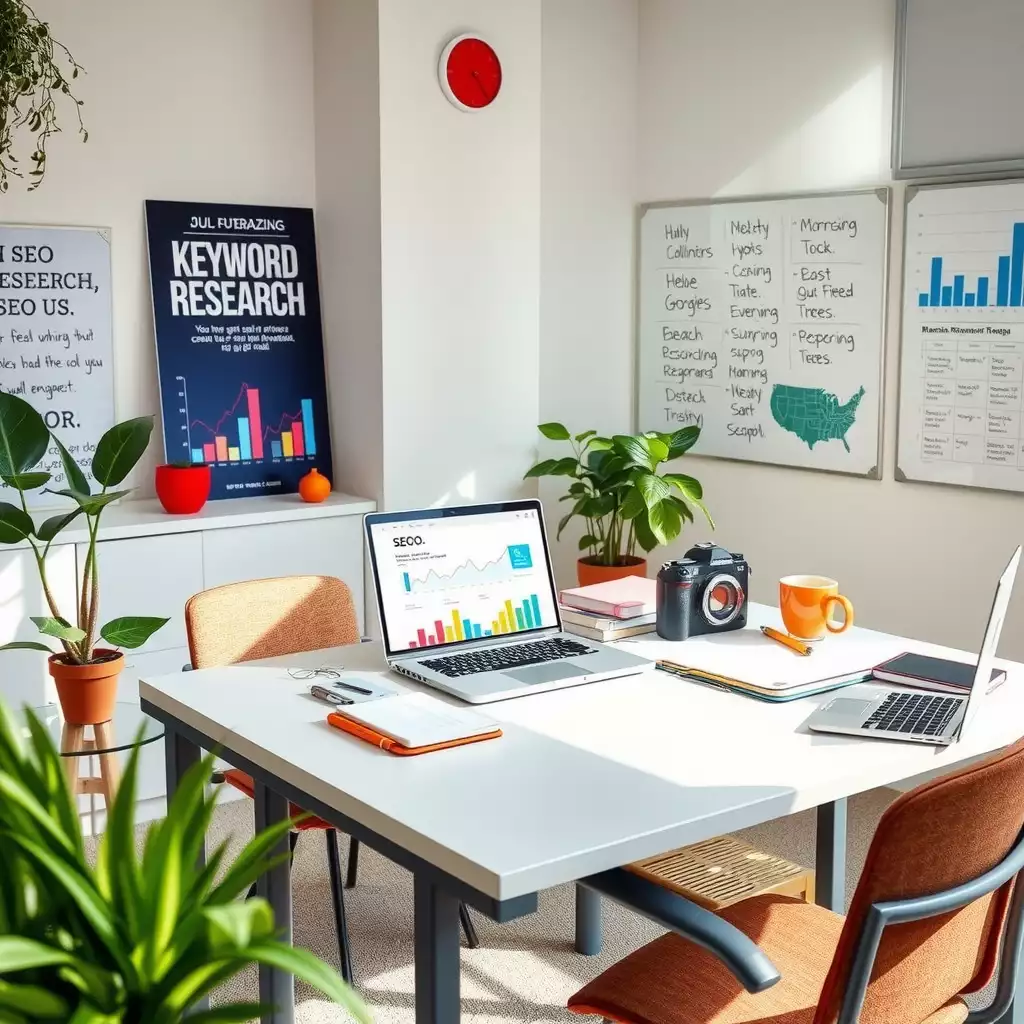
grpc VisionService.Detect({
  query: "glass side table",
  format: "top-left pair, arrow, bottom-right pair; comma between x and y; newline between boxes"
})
26,703 -> 164,806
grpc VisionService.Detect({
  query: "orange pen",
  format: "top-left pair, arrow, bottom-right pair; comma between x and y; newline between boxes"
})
761,625 -> 813,657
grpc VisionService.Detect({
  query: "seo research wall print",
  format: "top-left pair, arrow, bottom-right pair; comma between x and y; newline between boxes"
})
0,223 -> 115,509
898,180 -> 1024,493
146,200 -> 333,501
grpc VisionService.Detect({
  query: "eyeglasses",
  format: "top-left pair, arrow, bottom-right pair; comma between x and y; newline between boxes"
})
287,666 -> 342,681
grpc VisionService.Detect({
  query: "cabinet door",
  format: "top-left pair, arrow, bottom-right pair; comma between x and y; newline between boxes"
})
78,534 -> 204,654
201,516 -> 365,631
0,545 -> 77,708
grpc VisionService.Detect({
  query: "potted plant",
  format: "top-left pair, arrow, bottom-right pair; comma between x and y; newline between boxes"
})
0,0 -> 87,193
525,423 -> 714,586
0,392 -> 168,725
155,459 -> 212,514
0,701 -> 370,1023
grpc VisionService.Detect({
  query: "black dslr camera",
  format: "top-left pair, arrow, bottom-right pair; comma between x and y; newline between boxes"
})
656,543 -> 750,641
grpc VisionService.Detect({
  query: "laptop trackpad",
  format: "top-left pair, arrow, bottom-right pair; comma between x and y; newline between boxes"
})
507,662 -> 588,684
827,698 -> 875,716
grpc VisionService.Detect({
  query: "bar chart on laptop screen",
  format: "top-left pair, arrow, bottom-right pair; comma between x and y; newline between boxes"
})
371,509 -> 559,652
899,181 -> 1024,494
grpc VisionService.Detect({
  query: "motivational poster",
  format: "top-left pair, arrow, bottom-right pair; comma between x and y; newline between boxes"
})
145,200 -> 333,501
0,224 -> 115,508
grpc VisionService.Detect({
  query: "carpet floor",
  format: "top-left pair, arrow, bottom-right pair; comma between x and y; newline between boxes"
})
90,787 -> 901,1023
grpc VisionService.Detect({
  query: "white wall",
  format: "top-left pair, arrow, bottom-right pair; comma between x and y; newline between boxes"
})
1,0 -> 318,492
376,0 -> 542,511
540,0 -> 640,585
624,0 -> 1024,658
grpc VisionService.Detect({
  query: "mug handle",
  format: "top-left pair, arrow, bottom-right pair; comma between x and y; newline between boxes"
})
822,594 -> 854,634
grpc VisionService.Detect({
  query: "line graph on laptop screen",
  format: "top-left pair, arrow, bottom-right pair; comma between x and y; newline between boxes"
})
370,508 -> 559,651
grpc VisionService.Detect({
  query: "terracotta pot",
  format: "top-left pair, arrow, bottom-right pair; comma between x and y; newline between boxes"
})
298,467 -> 332,503
576,556 -> 647,588
155,464 -> 211,515
49,650 -> 124,725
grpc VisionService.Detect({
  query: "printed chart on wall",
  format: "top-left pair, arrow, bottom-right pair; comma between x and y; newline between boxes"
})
0,224 -> 114,509
637,190 -> 889,477
368,507 -> 558,653
898,181 -> 1024,493
146,200 -> 333,500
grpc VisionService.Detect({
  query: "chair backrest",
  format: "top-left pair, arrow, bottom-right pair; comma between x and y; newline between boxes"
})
815,736 -> 1024,1024
185,575 -> 359,668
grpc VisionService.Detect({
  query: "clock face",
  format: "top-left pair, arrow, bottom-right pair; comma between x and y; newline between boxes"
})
440,35 -> 502,111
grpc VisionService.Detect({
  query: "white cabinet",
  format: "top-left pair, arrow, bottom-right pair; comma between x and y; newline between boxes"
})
0,545 -> 78,708
78,534 -> 204,654
201,515 -> 366,631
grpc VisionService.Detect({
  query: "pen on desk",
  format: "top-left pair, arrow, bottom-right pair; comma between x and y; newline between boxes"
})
330,680 -> 375,696
761,625 -> 812,657
310,684 -> 354,707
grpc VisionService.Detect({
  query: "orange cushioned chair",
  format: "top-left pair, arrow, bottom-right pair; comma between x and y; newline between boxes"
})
186,575 -> 479,986
568,736 -> 1024,1024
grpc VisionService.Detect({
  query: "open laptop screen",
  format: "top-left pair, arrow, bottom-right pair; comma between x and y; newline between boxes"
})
365,501 -> 561,658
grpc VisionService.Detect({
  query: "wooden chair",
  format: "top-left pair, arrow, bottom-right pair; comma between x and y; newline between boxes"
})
185,575 -> 479,984
568,736 -> 1024,1024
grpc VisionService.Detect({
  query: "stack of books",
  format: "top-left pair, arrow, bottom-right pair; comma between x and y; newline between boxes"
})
558,576 -> 657,642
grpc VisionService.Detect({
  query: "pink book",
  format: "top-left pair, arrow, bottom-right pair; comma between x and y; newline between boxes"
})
558,575 -> 656,619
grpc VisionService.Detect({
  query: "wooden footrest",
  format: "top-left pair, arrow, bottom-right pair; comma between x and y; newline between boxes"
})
627,836 -> 815,910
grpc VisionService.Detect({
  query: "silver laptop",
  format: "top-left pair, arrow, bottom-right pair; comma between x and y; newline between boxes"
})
364,500 -> 652,703
807,546 -> 1020,746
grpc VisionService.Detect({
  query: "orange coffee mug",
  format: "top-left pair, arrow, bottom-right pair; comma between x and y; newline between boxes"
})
779,575 -> 854,641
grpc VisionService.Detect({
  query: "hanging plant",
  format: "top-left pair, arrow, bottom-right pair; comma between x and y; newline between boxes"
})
0,0 -> 86,192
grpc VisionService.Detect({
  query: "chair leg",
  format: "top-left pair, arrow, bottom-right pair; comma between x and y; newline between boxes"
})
459,901 -> 480,949
326,829 -> 355,984
248,830 -> 300,900
345,836 -> 360,889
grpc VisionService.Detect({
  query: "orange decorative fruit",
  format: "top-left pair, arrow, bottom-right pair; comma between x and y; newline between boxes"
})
298,467 -> 331,503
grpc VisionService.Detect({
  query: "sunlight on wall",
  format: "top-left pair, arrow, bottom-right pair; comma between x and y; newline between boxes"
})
715,64 -> 888,197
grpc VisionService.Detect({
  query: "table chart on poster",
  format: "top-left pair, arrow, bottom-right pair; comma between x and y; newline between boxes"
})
636,190 -> 888,477
898,181 -> 1024,492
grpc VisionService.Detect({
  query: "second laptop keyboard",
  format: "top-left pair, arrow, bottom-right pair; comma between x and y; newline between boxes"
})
420,637 -> 597,678
865,691 -> 963,736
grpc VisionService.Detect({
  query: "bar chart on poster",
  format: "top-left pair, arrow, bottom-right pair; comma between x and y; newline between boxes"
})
898,181 -> 1024,492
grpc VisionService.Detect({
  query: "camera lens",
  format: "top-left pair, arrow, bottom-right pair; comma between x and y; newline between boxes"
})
701,574 -> 744,626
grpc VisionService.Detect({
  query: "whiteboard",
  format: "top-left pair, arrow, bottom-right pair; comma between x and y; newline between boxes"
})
0,224 -> 115,508
637,191 -> 888,478
894,0 -> 1024,179
897,180 -> 1024,493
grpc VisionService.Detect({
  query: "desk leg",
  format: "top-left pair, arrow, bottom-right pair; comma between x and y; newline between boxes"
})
414,876 -> 461,1024
255,783 -> 293,1024
815,798 -> 848,913
575,884 -> 602,955
164,725 -> 208,1014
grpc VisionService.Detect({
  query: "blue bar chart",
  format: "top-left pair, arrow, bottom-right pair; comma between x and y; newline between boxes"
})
919,221 -> 1024,309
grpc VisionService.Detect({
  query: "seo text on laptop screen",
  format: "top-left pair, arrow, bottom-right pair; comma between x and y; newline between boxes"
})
370,507 -> 559,652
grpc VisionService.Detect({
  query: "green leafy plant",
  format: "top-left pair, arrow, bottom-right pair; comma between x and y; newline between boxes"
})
0,392 -> 168,664
525,423 -> 714,566
0,0 -> 87,192
0,701 -> 370,1023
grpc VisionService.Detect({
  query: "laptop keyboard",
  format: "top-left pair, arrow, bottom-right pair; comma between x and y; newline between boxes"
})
864,691 -> 963,736
420,637 -> 598,678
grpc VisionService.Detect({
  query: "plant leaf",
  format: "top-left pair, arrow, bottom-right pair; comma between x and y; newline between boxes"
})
99,616 -> 169,649
51,435 -> 90,494
646,499 -> 683,547
537,422 -> 570,441
646,437 -> 670,464
0,979 -> 68,1019
618,489 -> 646,520
0,936 -> 77,974
635,472 -> 671,510
0,503 -> 35,544
523,459 -> 556,479
667,425 -> 701,457
549,457 -> 580,477
578,533 -> 599,551
45,488 -> 129,515
663,472 -> 703,501
611,434 -> 653,469
1,472 -> 50,491
30,616 -> 86,642
574,429 -> 597,443
0,393 -> 49,476
0,641 -> 55,653
35,507 -> 84,543
92,416 -> 154,487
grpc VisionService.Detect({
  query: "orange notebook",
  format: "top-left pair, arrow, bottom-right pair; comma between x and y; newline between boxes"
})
327,711 -> 502,756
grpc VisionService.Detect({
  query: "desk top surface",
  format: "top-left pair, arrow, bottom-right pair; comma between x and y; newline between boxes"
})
140,604 -> 1024,901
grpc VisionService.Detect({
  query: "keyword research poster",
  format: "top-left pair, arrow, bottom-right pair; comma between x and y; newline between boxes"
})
146,200 -> 333,500
0,224 -> 114,508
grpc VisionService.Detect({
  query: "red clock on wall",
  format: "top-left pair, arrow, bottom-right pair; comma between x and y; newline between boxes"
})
438,34 -> 502,111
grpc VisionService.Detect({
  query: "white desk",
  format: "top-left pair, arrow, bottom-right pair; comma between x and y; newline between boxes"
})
139,603 -> 1024,1024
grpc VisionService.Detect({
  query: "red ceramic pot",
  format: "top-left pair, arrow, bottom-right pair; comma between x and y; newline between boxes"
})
155,464 -> 211,514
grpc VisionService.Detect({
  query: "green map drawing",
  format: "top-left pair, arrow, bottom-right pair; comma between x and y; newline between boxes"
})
770,384 -> 865,453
